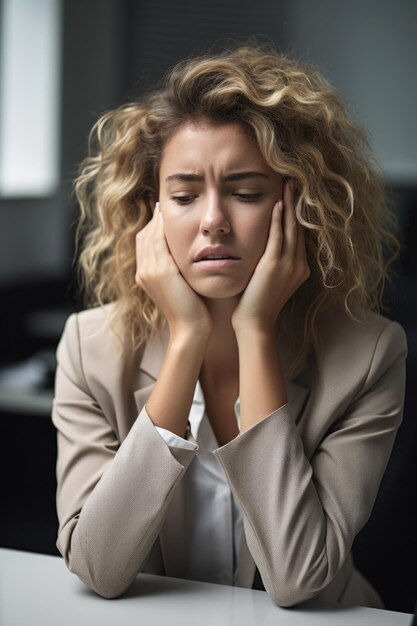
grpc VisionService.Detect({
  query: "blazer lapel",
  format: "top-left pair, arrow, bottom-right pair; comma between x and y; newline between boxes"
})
132,323 -> 170,430
133,382 -> 156,414
136,323 -> 170,381
286,378 -> 311,425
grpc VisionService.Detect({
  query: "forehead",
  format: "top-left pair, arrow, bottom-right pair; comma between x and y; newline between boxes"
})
160,121 -> 268,173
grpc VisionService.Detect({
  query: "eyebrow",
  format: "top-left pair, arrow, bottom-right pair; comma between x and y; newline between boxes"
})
165,171 -> 269,183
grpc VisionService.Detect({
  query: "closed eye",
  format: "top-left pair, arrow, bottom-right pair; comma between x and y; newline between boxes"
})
172,195 -> 195,205
171,193 -> 264,205
234,193 -> 264,202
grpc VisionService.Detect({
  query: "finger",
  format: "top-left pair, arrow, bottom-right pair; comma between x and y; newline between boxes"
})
151,202 -> 165,270
151,200 -> 164,254
135,231 -> 145,286
154,201 -> 173,261
294,218 -> 310,277
264,200 -> 284,260
281,181 -> 298,259
137,201 -> 160,280
151,201 -> 160,230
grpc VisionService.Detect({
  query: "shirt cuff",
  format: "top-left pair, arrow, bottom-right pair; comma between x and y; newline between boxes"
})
156,425 -> 199,450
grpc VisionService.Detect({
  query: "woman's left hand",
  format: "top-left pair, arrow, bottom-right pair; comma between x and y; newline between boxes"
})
231,181 -> 311,334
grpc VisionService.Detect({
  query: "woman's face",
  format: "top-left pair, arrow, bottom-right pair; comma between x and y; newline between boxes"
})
158,120 -> 283,299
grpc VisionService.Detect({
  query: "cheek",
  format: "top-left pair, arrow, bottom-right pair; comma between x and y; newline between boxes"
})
244,214 -> 271,261
162,215 -> 194,267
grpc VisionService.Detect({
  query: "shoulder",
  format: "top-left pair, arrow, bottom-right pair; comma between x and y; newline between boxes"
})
296,310 -> 408,441
318,309 -> 407,358
57,302 -> 121,367
314,308 -> 407,394
76,302 -> 117,332
58,302 -> 117,343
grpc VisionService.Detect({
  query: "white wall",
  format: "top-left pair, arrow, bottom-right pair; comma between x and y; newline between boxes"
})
0,0 -> 124,285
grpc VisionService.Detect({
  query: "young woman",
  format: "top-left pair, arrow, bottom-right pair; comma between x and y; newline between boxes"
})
52,43 -> 407,609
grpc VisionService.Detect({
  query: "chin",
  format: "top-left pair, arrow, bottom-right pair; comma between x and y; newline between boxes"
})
190,279 -> 247,300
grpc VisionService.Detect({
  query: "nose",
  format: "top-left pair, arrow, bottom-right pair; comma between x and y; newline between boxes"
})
200,196 -> 231,236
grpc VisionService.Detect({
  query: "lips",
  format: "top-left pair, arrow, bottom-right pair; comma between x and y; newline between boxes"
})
194,246 -> 241,262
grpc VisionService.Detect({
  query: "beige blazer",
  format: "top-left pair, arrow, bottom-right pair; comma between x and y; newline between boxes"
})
52,302 -> 407,608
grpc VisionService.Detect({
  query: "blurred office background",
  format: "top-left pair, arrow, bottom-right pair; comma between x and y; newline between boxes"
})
0,0 -> 416,614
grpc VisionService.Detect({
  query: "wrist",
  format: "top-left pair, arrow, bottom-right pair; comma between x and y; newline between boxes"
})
169,325 -> 211,351
234,321 -> 277,342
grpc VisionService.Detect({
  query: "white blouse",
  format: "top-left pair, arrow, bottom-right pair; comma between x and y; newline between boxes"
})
155,378 -> 244,586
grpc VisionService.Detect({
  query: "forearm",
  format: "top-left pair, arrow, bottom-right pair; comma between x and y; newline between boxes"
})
57,407 -> 197,599
146,329 -> 210,438
214,408 -> 329,607
236,327 -> 287,433
54,316 -> 206,598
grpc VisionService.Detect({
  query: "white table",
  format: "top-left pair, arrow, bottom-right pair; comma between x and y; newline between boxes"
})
0,548 -> 412,626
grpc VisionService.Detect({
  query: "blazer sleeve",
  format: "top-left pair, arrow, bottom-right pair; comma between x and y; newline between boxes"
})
213,320 -> 407,607
52,313 -> 197,598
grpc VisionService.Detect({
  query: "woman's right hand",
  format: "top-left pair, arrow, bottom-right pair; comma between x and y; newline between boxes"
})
135,202 -> 213,338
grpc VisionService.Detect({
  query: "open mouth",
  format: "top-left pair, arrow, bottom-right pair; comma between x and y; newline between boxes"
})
195,256 -> 241,269
197,255 -> 240,261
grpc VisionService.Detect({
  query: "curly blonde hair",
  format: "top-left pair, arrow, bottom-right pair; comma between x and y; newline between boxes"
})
74,41 -> 400,380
